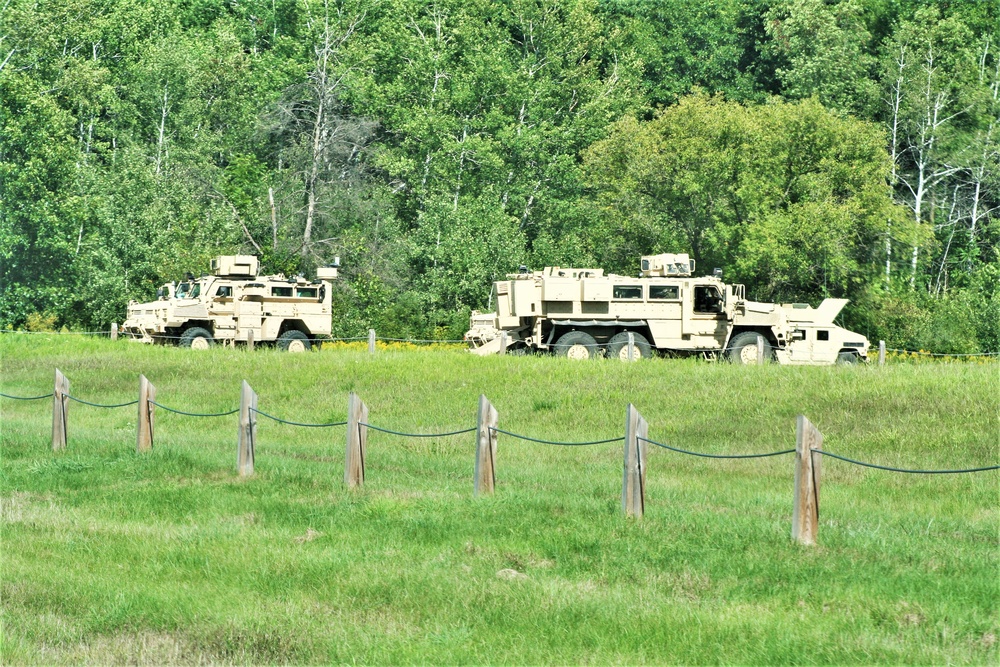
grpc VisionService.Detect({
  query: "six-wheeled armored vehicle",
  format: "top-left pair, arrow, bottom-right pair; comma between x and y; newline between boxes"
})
464,253 -> 869,364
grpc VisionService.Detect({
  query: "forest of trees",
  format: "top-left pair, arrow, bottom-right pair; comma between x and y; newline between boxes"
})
1,0 -> 997,351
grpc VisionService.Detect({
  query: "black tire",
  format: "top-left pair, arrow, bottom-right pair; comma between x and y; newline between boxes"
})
277,330 -> 311,352
179,327 -> 213,349
836,351 -> 859,365
553,331 -> 599,360
507,343 -> 532,356
607,331 -> 652,361
728,331 -> 772,365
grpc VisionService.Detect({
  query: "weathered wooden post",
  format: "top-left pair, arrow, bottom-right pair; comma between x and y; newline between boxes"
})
622,403 -> 648,518
792,415 -> 823,545
345,392 -> 368,488
137,375 -> 156,453
474,395 -> 498,496
756,334 -> 765,365
110,322 -> 118,341
52,369 -> 69,451
878,340 -> 886,366
237,380 -> 257,477
498,331 -> 508,356
247,329 -> 255,351
627,331 -> 635,361
368,329 -> 376,354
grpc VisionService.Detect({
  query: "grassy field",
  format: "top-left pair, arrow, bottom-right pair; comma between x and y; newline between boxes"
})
1,335 -> 997,665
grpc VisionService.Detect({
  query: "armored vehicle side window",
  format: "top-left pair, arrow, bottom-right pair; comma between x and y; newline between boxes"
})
649,285 -> 679,300
190,284 -> 201,298
613,285 -> 643,300
272,286 -> 293,297
215,285 -> 232,298
296,287 -> 317,298
694,286 -> 723,313
817,330 -> 829,341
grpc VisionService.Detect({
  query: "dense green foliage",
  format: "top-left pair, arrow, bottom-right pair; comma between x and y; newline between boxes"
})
1,337 -> 997,663
1,0 -> 997,350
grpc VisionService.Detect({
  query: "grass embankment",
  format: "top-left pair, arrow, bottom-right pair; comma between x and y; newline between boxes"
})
1,335 -> 997,664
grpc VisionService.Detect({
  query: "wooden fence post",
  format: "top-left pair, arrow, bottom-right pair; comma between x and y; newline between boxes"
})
111,322 -> 118,341
474,395 -> 498,496
622,403 -> 648,518
627,331 -> 635,361
368,329 -> 376,354
878,340 -> 886,366
498,331 -> 508,356
137,374 -> 156,453
756,334 -> 765,365
247,329 -> 255,351
52,369 -> 69,451
792,415 -> 823,545
345,392 -> 368,488
237,380 -> 257,477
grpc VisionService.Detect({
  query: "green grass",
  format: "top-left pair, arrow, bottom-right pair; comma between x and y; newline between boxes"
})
1,335 -> 998,664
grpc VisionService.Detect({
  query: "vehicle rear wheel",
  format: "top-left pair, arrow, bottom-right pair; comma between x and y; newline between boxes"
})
607,331 -> 652,361
728,331 -> 771,365
277,330 -> 311,352
836,351 -> 859,365
554,331 -> 599,360
179,327 -> 214,350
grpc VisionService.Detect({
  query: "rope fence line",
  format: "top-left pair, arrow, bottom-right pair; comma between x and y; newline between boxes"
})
639,436 -> 795,459
360,422 -> 476,438
251,407 -> 347,428
8,369 -> 1000,546
640,435 -> 998,473
150,401 -> 239,418
7,382 -> 998,478
65,395 -> 139,409
813,450 -> 1000,474
491,427 -> 623,446
0,392 -> 54,401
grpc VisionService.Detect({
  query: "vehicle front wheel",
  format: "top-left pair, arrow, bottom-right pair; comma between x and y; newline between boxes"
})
836,351 -> 859,365
607,331 -> 652,361
554,331 -> 599,360
277,330 -> 312,352
728,331 -> 772,365
179,327 -> 214,350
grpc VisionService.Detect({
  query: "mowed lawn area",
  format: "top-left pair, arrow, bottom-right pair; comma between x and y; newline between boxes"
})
1,335 -> 997,665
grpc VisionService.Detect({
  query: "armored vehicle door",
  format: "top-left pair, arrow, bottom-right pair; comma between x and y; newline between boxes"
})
786,328 -> 812,363
683,283 -> 727,347
644,282 -> 683,346
208,282 -> 237,336
235,286 -> 263,342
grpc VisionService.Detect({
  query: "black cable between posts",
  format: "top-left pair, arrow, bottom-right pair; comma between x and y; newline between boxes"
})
638,436 -> 796,459
360,422 -> 476,438
65,395 -> 139,409
0,392 -> 54,401
813,450 -> 1000,474
251,407 -> 347,428
490,427 -> 623,446
150,400 -> 239,417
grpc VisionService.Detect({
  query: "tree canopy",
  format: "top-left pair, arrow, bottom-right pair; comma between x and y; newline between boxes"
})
1,0 -> 997,351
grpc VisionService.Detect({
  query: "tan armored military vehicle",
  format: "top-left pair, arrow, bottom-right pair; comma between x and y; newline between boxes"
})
122,255 -> 339,351
465,253 -> 869,364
